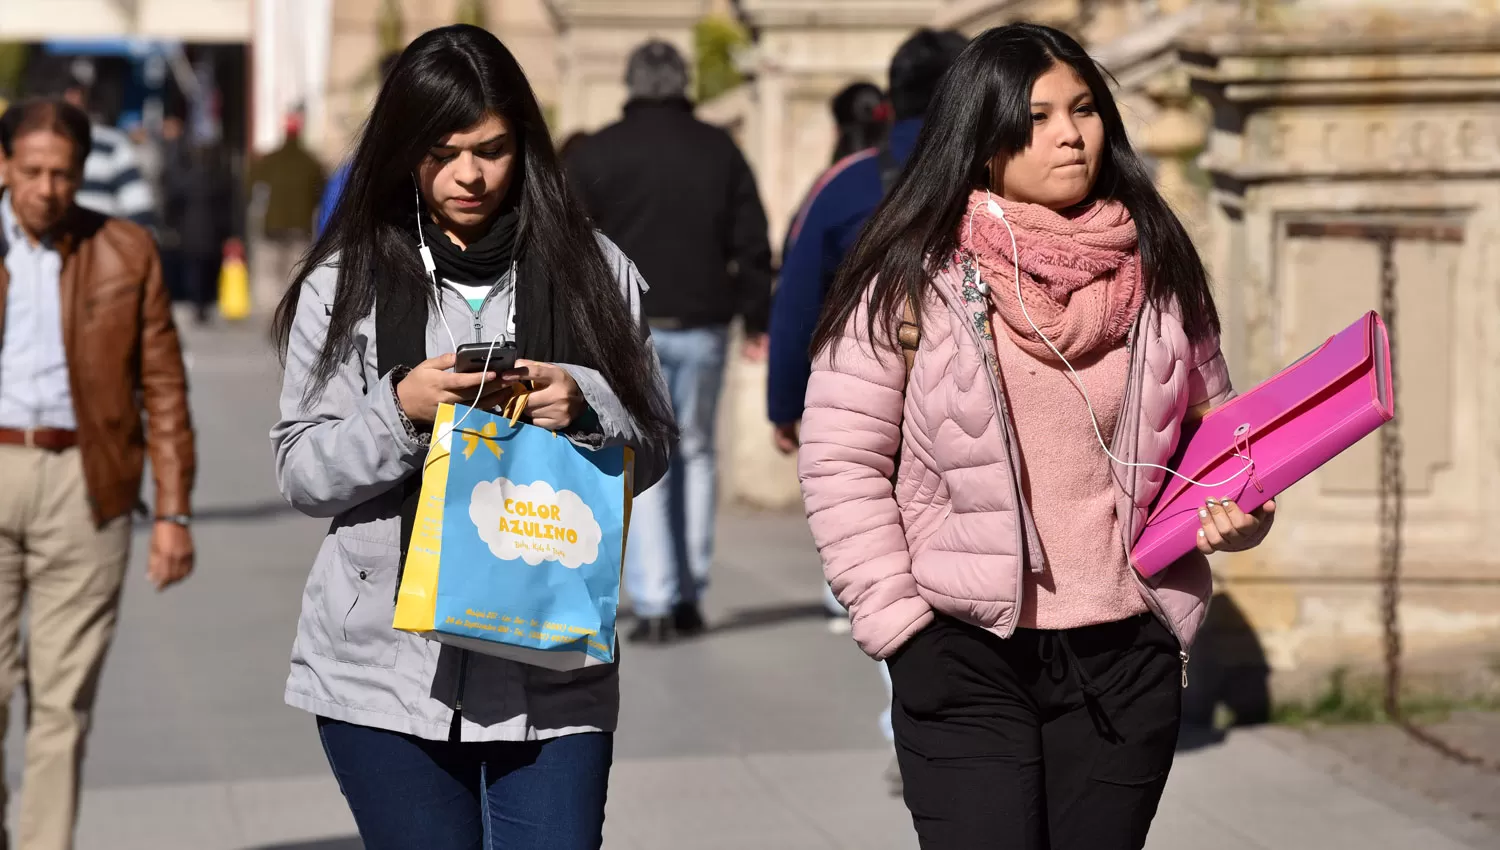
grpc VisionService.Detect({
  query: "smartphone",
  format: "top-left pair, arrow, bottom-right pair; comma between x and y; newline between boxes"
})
454,341 -> 519,374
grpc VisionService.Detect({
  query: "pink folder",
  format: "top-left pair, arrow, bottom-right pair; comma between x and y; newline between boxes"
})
1130,311 -> 1394,577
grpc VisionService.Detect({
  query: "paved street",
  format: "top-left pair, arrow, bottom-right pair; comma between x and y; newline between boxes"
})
4,320 -> 1497,849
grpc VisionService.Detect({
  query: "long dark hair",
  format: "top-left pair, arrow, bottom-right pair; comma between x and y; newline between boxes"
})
830,82 -> 888,163
811,23 -> 1219,359
273,25 -> 675,446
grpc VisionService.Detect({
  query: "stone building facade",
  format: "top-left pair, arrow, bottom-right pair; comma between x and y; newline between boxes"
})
1184,1 -> 1500,699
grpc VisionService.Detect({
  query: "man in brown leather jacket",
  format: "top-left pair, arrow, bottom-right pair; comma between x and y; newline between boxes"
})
0,98 -> 195,850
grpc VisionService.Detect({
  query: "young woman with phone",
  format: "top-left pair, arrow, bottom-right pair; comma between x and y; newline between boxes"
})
270,24 -> 674,849
799,24 -> 1275,850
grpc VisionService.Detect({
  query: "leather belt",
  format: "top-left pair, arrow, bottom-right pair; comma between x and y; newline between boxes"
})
0,427 -> 79,452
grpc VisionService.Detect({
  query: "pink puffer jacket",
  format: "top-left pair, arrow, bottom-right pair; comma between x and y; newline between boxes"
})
799,253 -> 1233,667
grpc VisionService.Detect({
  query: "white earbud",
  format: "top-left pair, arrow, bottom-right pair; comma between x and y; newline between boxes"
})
414,180 -> 440,280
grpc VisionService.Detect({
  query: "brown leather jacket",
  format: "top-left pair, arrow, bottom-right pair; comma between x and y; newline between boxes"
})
0,206 -> 195,525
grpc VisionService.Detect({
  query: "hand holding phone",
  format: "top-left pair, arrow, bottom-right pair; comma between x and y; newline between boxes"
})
455,341 -> 519,374
394,354 -> 498,426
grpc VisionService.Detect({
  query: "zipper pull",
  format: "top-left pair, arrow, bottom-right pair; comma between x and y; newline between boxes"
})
1179,650 -> 1191,689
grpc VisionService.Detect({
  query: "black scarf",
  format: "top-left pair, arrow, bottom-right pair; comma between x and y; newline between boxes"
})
376,215 -> 592,564
419,208 -> 519,283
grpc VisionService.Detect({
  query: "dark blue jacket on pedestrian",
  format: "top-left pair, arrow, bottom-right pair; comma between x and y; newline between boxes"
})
766,118 -> 923,426
316,161 -> 350,238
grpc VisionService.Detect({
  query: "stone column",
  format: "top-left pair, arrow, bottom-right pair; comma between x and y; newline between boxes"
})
1184,3 -> 1500,699
1137,66 -> 1209,241
737,0 -> 941,241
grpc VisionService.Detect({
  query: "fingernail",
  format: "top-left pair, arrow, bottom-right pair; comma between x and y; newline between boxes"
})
1224,501 -> 1236,510
1205,498 -> 1219,507
1199,509 -> 1209,519
1198,529 -> 1206,538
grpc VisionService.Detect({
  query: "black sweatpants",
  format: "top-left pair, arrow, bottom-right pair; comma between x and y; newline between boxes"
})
888,612 -> 1182,850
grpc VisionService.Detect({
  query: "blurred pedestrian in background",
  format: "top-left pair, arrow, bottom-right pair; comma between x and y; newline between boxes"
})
800,24 -> 1275,849
248,111 -> 325,315
0,97 -> 195,850
122,112 -> 161,215
829,81 -> 890,164
148,115 -> 190,301
768,28 -> 967,796
163,137 -> 234,324
26,56 -> 156,228
567,39 -> 773,644
558,130 -> 589,163
769,29 -> 967,456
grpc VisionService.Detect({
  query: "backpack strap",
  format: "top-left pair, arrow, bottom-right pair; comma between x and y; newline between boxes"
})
891,294 -> 919,482
898,296 -> 919,374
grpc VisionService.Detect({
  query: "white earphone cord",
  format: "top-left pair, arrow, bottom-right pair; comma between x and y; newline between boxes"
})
415,180 -> 514,441
976,194 -> 1252,491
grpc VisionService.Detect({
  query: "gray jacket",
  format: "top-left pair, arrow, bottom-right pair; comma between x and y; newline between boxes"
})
272,235 -> 669,742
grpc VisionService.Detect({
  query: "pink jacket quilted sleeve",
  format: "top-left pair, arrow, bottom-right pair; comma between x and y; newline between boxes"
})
798,294 -> 935,660
1188,334 -> 1235,409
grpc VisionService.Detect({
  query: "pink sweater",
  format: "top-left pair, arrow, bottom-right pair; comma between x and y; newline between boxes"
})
992,329 -> 1149,630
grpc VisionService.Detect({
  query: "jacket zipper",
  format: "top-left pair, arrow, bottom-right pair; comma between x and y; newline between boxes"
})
453,649 -> 470,715
435,278 -> 499,342
1113,314 -> 1193,688
434,286 -> 482,727
442,271 -> 516,729
927,271 -> 1028,638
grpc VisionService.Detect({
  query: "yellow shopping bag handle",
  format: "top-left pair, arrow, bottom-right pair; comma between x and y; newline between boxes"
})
500,385 -> 530,427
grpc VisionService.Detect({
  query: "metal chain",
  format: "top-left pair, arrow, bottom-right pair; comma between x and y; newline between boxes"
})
1377,235 -> 1498,771
1378,233 -> 1404,722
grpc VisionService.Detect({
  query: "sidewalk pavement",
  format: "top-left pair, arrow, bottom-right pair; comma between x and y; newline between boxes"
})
8,322 -> 1496,849
68,727 -> 1500,850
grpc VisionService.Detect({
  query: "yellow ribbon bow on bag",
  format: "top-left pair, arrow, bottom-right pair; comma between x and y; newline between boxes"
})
460,421 -> 503,460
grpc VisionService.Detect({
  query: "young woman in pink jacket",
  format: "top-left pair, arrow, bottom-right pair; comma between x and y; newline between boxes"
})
799,24 -> 1276,849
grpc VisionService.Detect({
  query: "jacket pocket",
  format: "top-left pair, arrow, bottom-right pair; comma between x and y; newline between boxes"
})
310,532 -> 402,668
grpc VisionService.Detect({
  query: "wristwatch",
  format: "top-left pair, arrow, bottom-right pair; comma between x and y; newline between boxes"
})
157,514 -> 192,528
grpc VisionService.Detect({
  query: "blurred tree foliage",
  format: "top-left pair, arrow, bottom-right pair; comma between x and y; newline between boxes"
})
455,0 -> 490,29
0,42 -> 28,101
694,15 -> 749,103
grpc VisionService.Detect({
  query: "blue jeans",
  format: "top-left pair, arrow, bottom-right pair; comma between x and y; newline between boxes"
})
625,325 -> 728,617
317,717 -> 613,850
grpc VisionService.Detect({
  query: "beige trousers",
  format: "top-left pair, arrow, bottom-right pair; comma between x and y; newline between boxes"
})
0,446 -> 131,850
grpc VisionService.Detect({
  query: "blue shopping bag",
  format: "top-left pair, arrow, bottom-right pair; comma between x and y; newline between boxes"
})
394,402 -> 631,670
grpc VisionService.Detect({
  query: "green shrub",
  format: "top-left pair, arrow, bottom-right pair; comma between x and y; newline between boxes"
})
1272,667 -> 1500,725
0,43 -> 28,100
694,15 -> 749,103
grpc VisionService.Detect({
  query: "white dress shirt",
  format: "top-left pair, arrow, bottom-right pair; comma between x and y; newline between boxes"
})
0,193 -> 77,430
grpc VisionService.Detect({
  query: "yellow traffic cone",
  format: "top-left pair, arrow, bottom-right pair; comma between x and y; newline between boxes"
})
218,238 -> 251,321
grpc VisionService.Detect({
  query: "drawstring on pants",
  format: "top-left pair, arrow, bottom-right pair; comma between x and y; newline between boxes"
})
1039,632 -> 1120,742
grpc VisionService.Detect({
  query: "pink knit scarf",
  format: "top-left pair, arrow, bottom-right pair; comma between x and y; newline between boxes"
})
958,191 -> 1143,363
